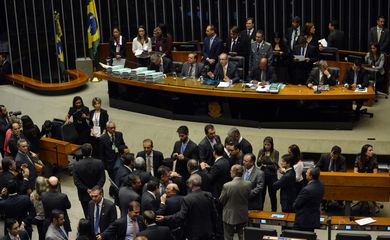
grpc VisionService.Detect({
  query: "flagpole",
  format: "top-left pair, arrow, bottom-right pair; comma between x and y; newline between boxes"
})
52,9 -> 62,83
80,0 -> 87,58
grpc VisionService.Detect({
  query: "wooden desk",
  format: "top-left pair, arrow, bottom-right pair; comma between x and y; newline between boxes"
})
263,237 -> 305,240
248,210 -> 289,226
286,213 -> 328,229
331,216 -> 390,231
39,137 -> 80,167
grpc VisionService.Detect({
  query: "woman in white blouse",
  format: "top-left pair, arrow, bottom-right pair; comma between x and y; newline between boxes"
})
132,25 -> 152,67
288,144 -> 304,195
365,42 -> 385,92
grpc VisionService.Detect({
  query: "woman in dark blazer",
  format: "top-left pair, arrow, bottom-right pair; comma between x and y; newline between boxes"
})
65,96 -> 90,144
109,27 -> 127,65
89,97 -> 109,158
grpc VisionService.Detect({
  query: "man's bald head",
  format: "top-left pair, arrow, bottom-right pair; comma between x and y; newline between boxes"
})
166,183 -> 179,196
48,176 -> 59,188
259,58 -> 268,70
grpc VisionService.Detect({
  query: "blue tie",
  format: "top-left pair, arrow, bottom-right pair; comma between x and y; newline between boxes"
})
95,204 -> 100,234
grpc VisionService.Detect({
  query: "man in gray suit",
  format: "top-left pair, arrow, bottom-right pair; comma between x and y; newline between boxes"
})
249,30 -> 273,73
219,164 -> 251,240
181,53 -> 205,79
242,153 -> 265,210
45,209 -> 68,240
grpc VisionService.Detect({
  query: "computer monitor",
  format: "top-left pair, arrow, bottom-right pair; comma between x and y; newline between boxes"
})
281,229 -> 317,240
335,232 -> 371,240
243,226 -> 277,240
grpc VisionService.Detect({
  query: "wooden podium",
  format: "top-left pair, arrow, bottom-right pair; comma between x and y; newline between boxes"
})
39,137 -> 80,167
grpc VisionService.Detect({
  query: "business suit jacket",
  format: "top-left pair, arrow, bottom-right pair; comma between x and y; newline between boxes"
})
202,35 -> 224,61
132,169 -> 151,188
180,62 -> 205,78
8,133 -> 29,158
2,231 -> 29,240
249,66 -> 278,83
141,191 -> 160,212
204,157 -> 231,198
306,67 -> 337,86
137,224 -> 173,240
247,167 -> 265,210
101,215 -> 145,240
73,157 -> 106,202
0,115 -> 10,151
165,189 -> 217,239
99,131 -> 125,166
370,26 -> 390,54
198,135 -> 222,166
136,150 -> 164,177
45,224 -> 68,240
225,36 -> 250,58
316,153 -> 347,172
239,138 -> 253,155
293,180 -> 324,229
89,109 -> 109,134
286,27 -> 303,50
191,170 -> 211,193
171,139 -> 199,181
88,198 -> 117,234
212,62 -> 240,83
292,44 -> 318,64
343,67 -> 369,87
365,53 -> 386,75
114,164 -> 133,187
240,29 -> 256,42
327,29 -> 345,49
41,190 -> 72,232
273,168 -> 296,213
249,41 -> 274,70
157,194 -> 183,216
219,177 -> 251,225
149,57 -> 174,74
109,36 -> 127,59
15,150 -> 36,181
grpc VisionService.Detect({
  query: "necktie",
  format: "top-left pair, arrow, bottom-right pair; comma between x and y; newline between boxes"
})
188,64 -> 193,77
57,227 -> 68,240
231,40 -> 236,52
291,30 -> 296,49
320,74 -> 327,85
94,204 -> 100,234
247,30 -> 250,37
159,63 -> 164,73
301,47 -> 304,56
209,37 -> 214,49
354,71 -> 358,85
244,170 -> 250,180
223,65 -> 227,79
377,29 -> 382,42
328,159 -> 334,172
261,71 -> 265,81
256,44 -> 260,52
146,155 -> 152,174
132,219 -> 137,237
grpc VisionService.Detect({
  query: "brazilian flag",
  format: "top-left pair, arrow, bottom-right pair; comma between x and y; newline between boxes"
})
54,12 -> 65,75
87,0 -> 100,60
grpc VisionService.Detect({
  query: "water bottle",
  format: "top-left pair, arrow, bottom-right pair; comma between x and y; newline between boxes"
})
199,76 -> 204,84
172,72 -> 177,80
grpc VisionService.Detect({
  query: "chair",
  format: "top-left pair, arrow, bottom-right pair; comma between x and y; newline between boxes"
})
377,235 -> 390,240
335,233 -> 371,240
320,47 -> 339,61
280,229 -> 317,240
243,226 -> 277,240
329,66 -> 340,83
173,61 -> 183,74
228,55 -> 245,81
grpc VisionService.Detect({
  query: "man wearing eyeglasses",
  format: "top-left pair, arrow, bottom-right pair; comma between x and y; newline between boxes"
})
207,53 -> 239,84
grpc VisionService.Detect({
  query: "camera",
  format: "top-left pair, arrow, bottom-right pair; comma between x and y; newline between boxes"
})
9,111 -> 22,117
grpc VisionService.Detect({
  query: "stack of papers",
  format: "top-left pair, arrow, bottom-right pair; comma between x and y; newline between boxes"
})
319,38 -> 328,47
256,85 -> 270,92
145,72 -> 164,83
355,87 -> 368,92
217,82 -> 230,88
137,70 -> 156,81
293,55 -> 305,62
129,67 -> 148,79
355,217 -> 376,226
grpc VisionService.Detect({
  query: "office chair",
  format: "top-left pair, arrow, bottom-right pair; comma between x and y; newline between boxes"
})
377,235 -> 390,240
228,55 -> 246,80
280,229 -> 317,240
335,232 -> 371,240
243,226 -> 277,240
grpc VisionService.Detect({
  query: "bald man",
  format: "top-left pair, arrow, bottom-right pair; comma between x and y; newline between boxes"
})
181,53 -> 205,79
41,176 -> 72,234
207,53 -> 240,83
249,57 -> 277,84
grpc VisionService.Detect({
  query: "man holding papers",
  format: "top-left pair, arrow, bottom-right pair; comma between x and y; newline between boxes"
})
207,53 -> 239,84
249,58 -> 277,84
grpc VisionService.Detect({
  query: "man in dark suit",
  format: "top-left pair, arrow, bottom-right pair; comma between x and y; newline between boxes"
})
141,180 -> 160,212
219,165 -> 251,240
88,185 -> 117,235
343,59 -> 369,114
180,53 -> 205,79
171,125 -> 199,181
8,123 -> 29,158
119,174 -> 142,217
114,153 -> 134,187
0,105 -> 10,157
187,159 -> 211,193
3,218 -> 29,240
286,16 -> 303,51
198,124 -> 221,166
73,143 -> 106,217
316,145 -> 346,173
133,157 -> 151,187
202,24 -> 224,72
41,176 -> 72,234
326,20 -> 345,49
98,201 -> 145,240
306,60 -> 337,88
99,121 -> 126,179
224,137 -> 243,167
137,210 -> 173,240
369,16 -> 390,54
136,139 -> 164,177
14,139 -> 37,181
293,167 -> 324,232
227,127 -> 253,155
239,17 -> 256,42
249,30 -> 273,71
156,174 -> 217,240
0,53 -> 11,85
149,53 -> 173,74
242,153 -> 265,210
249,57 -> 278,84
0,180 -> 35,237
225,26 -> 250,58
273,154 -> 296,213
207,53 -> 240,84
291,35 -> 318,85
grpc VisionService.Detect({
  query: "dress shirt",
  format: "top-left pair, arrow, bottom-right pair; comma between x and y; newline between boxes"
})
377,26 -> 382,41
8,233 -> 20,240
132,37 -> 152,58
207,137 -> 217,149
209,35 -> 216,50
214,156 -> 223,163
243,165 -> 254,181
180,139 -> 189,154
92,111 -> 100,126
126,215 -> 139,240
146,152 -> 154,176
300,46 -> 307,56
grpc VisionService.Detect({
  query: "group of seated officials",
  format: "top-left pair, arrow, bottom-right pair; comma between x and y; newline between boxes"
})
0,98 -> 383,239
108,16 -> 389,94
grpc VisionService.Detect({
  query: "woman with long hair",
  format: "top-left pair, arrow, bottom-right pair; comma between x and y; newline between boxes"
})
288,144 -> 304,196
109,27 -> 127,65
21,115 -> 41,153
65,96 -> 90,144
132,25 -> 152,67
365,42 -> 385,91
30,176 -> 48,240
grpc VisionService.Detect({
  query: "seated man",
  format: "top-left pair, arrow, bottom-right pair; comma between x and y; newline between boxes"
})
316,145 -> 346,172
249,57 -> 277,84
149,53 -> 173,74
306,60 -> 337,88
343,58 -> 369,114
180,53 -> 205,79
207,53 -> 240,83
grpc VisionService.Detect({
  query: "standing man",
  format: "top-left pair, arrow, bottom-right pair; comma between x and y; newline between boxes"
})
291,35 -> 318,85
326,20 -> 345,49
0,105 -> 10,157
3,218 -> 30,240
100,121 -> 125,179
240,17 -> 256,42
136,139 -> 164,177
249,30 -> 273,72
88,185 -> 117,235
242,153 -> 265,210
227,127 -> 253,155
73,143 -> 106,217
45,210 -> 68,240
293,167 -> 324,232
198,124 -> 222,167
219,165 -> 251,240
202,25 -> 224,72
286,16 -> 303,51
14,139 -> 37,182
137,210 -> 173,240
225,26 -> 249,58
180,53 -> 205,79
369,16 -> 390,54
171,125 -> 199,181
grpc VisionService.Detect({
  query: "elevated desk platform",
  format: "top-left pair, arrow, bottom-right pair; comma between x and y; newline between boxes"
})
39,137 -> 80,167
95,71 -> 375,130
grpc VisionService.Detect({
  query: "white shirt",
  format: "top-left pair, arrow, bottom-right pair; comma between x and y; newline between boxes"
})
132,37 -> 152,58
145,152 -> 154,176
294,161 -> 304,182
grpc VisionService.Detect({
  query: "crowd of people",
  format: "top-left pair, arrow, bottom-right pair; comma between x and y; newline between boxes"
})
0,99 -> 381,239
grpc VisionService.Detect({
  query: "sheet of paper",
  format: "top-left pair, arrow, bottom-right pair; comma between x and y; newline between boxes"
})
134,49 -> 144,56
217,81 -> 230,88
355,87 -> 368,92
355,217 -> 376,226
112,58 -> 126,66
256,85 -> 270,92
319,38 -> 328,47
294,55 -> 305,62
